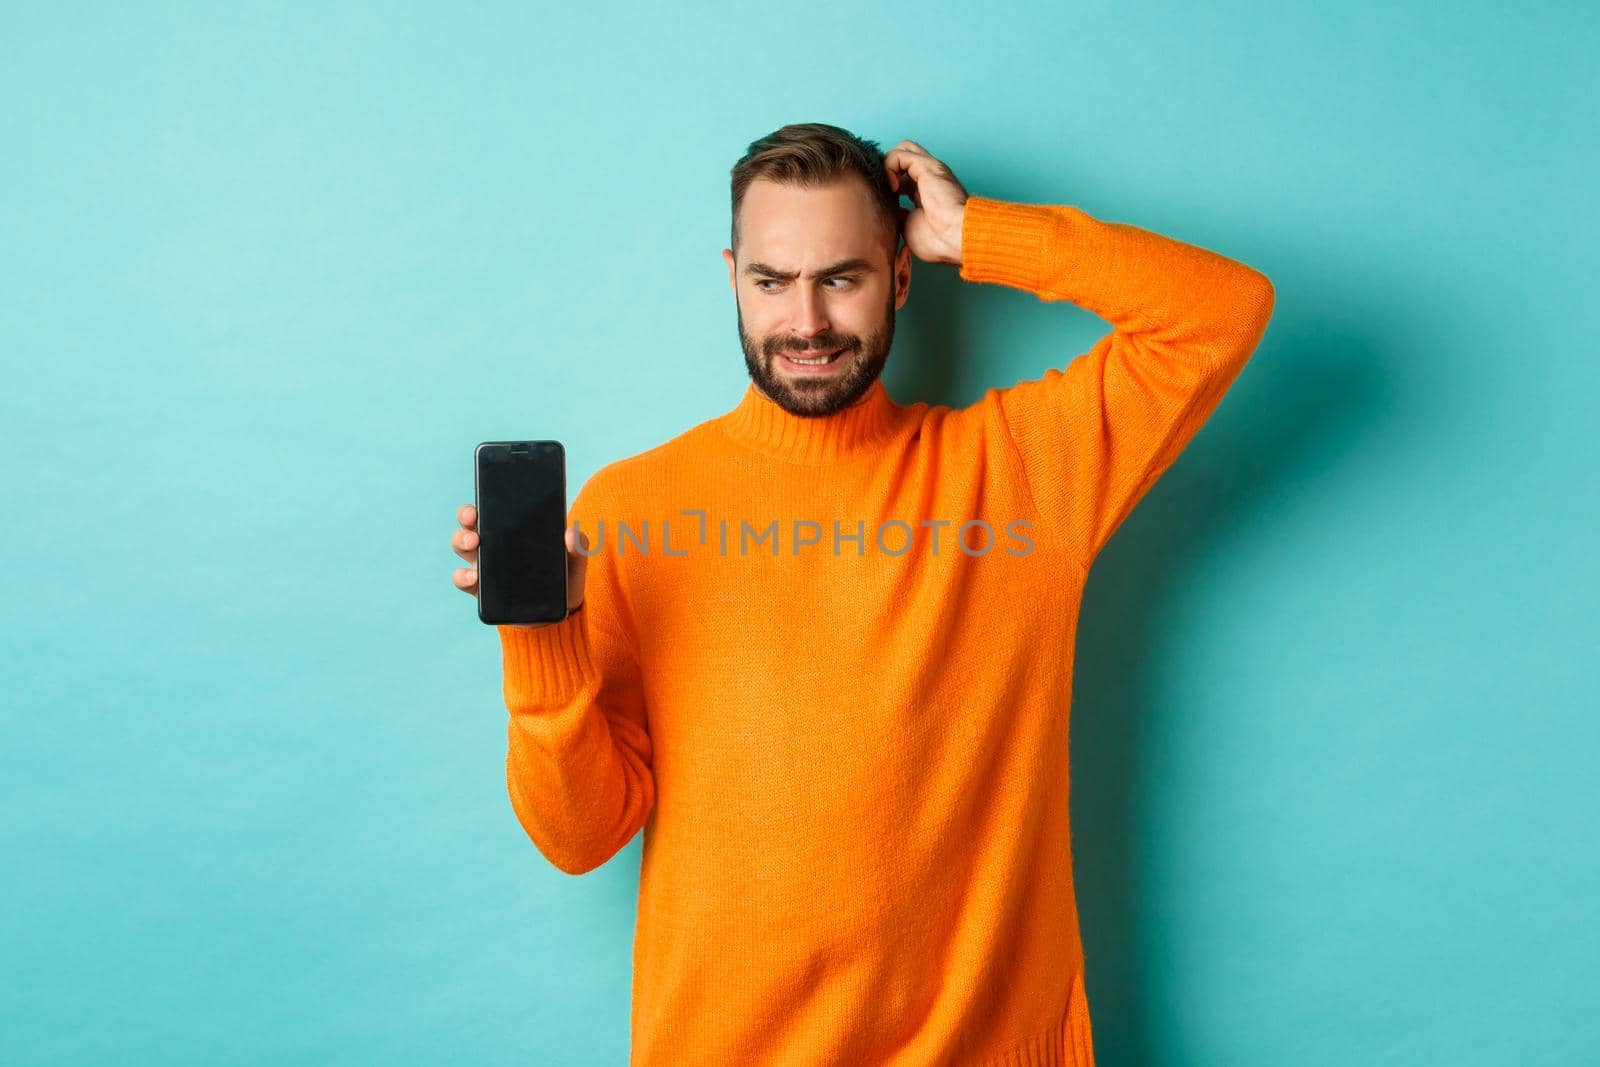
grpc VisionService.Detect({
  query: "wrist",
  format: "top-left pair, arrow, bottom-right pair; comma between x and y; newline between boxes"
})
947,199 -> 968,266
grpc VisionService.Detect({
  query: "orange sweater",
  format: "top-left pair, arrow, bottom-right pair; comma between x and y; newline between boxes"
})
497,196 -> 1275,1066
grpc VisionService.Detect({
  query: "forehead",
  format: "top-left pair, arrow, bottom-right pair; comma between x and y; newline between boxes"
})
737,176 -> 881,263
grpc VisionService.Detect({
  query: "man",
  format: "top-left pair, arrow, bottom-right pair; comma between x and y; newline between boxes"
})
449,123 -> 1274,1066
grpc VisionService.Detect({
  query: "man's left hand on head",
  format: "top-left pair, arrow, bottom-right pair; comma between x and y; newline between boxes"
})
884,139 -> 969,267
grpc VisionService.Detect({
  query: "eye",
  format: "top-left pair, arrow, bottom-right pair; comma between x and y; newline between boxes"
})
755,276 -> 856,292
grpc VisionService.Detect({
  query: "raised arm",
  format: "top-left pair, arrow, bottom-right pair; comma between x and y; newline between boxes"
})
497,479 -> 654,876
961,195 -> 1276,567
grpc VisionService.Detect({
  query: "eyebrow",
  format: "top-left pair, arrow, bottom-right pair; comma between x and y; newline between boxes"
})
742,257 -> 874,281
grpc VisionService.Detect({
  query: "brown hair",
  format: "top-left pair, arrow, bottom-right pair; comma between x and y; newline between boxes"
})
729,122 -> 902,263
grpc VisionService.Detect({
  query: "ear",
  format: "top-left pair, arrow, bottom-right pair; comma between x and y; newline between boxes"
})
722,248 -> 736,292
893,242 -> 912,310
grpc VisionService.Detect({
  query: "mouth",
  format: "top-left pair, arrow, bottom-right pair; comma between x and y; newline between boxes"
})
779,347 -> 846,371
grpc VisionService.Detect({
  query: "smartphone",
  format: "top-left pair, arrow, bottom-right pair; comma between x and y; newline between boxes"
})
473,440 -> 568,626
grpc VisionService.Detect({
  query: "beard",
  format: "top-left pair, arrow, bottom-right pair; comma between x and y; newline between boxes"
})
737,283 -> 896,417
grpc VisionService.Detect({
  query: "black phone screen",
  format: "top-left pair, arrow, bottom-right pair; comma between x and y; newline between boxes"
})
474,440 -> 568,625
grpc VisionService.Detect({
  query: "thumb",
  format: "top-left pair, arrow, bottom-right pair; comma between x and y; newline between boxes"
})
565,525 -> 590,611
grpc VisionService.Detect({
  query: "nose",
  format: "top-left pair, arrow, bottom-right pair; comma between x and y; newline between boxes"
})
793,283 -> 829,339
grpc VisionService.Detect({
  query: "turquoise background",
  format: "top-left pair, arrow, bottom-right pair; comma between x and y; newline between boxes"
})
4,2 -> 1595,1064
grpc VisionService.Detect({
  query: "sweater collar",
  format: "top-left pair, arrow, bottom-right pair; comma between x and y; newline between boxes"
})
717,376 -> 903,465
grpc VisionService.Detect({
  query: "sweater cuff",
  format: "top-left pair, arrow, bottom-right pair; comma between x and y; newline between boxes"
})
958,195 -> 1064,294
498,612 -> 595,706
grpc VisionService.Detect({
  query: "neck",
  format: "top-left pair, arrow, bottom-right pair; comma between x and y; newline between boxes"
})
718,376 -> 902,465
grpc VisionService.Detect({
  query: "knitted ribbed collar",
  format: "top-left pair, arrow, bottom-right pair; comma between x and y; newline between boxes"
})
716,375 -> 903,465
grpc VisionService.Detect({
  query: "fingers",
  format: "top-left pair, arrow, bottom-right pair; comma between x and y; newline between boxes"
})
897,172 -> 921,209
453,503 -> 479,595
884,141 -> 933,196
884,141 -> 966,205
453,525 -> 477,563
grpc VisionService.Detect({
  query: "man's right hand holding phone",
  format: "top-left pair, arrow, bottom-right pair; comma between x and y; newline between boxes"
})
450,503 -> 588,629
